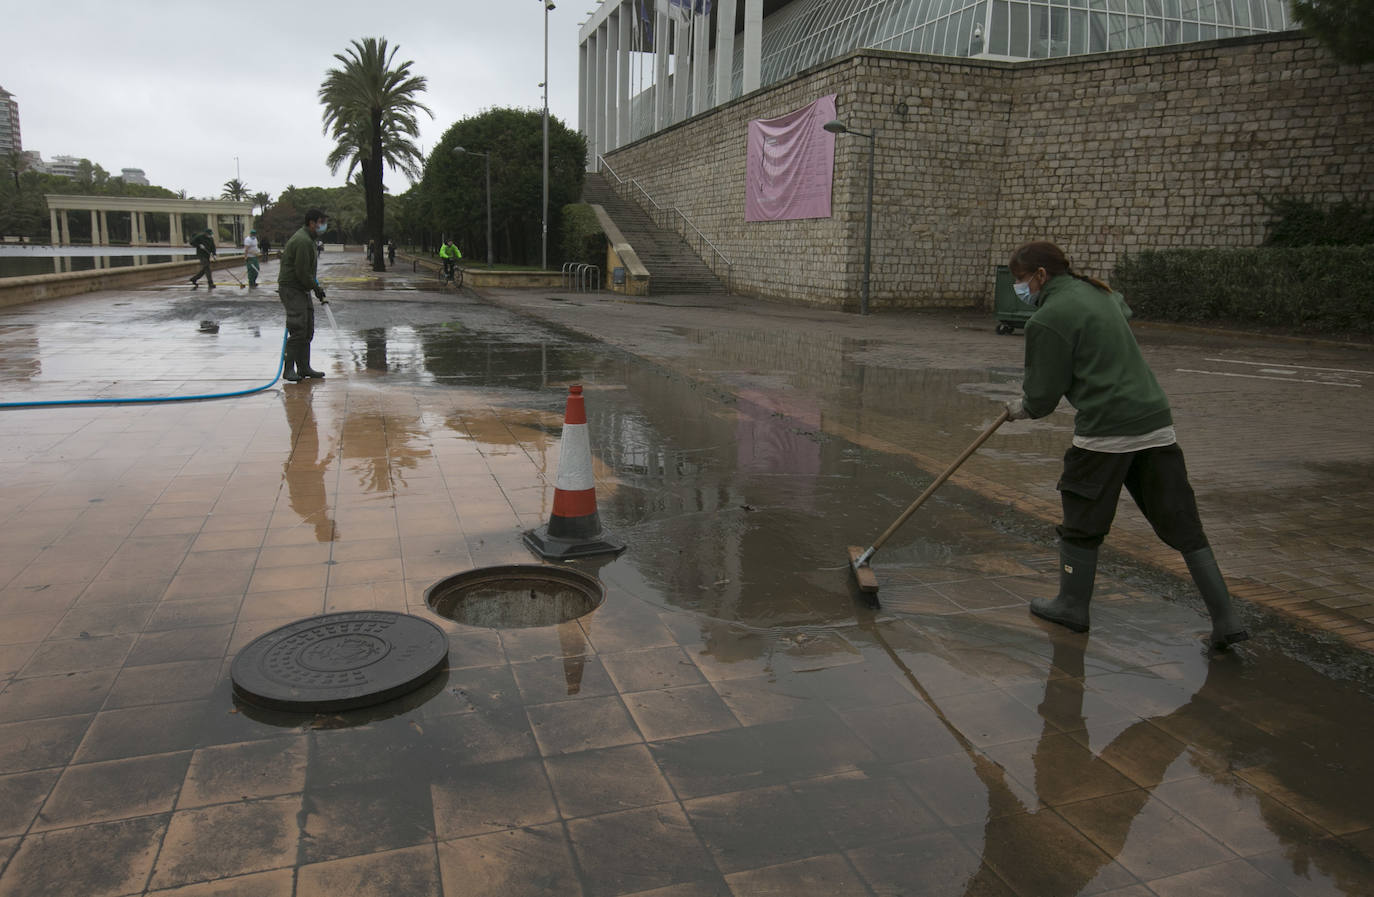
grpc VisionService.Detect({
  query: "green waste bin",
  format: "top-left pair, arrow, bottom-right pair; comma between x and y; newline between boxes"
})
993,265 -> 1032,335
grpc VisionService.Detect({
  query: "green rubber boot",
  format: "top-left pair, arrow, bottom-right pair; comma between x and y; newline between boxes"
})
1030,542 -> 1097,633
1183,547 -> 1250,650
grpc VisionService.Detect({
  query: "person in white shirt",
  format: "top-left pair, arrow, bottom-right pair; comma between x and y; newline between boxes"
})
243,229 -> 261,288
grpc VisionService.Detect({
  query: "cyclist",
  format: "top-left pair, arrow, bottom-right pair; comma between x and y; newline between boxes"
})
439,238 -> 463,284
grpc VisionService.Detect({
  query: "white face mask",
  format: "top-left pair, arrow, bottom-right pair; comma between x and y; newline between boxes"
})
1013,280 -> 1037,306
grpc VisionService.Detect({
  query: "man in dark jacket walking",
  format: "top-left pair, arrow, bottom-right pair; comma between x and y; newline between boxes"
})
278,209 -> 330,383
189,227 -> 217,290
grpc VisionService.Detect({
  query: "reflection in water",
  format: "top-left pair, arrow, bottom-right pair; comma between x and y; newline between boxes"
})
281,384 -> 338,541
857,614 -> 1374,895
557,621 -> 587,696
341,408 -> 432,494
0,325 -> 40,382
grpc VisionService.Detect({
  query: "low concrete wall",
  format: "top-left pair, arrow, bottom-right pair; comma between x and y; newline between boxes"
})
399,254 -> 566,289
591,206 -> 651,296
0,256 -> 258,308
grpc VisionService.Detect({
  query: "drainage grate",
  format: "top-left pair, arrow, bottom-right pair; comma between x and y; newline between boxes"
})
425,565 -> 604,629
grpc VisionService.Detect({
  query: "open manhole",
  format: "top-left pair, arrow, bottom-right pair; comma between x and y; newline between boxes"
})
425,565 -> 604,629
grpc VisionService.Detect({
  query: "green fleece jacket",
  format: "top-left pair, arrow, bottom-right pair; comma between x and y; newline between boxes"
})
1021,274 -> 1173,437
279,226 -> 318,292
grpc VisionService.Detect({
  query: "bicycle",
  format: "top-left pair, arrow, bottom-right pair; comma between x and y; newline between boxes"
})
442,259 -> 464,290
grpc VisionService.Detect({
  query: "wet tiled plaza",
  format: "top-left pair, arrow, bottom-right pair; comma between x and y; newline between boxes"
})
0,254 -> 1371,896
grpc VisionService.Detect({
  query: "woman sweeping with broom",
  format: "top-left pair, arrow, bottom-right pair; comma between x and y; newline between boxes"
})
1003,241 -> 1249,650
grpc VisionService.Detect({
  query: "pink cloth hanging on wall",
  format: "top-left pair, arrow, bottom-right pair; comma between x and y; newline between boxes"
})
745,94 -> 837,222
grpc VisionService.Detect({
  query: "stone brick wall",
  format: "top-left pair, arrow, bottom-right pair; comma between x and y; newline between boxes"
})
602,32 -> 1374,309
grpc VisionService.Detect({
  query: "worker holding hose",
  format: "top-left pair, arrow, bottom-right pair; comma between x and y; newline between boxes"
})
1002,240 -> 1248,651
277,208 -> 329,383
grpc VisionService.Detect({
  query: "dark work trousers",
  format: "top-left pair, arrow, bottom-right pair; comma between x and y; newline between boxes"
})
278,285 -> 315,360
1056,443 -> 1208,553
191,256 -> 214,287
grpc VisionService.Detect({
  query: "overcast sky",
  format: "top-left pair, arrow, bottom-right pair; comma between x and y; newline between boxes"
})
7,0 -> 587,200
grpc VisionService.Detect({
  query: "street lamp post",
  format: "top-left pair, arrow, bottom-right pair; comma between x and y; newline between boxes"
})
454,147 -> 494,268
823,119 -> 875,316
541,0 -> 555,271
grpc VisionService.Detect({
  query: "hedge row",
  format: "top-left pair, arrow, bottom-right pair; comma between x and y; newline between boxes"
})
1112,246 -> 1374,335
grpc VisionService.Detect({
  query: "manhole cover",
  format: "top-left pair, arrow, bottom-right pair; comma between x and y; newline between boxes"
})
231,612 -> 448,712
426,565 -> 604,629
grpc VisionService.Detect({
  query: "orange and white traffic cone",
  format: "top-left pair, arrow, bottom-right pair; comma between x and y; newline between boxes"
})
523,385 -> 626,560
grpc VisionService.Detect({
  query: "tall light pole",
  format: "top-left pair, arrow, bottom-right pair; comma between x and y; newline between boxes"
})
454,146 -> 494,268
823,119 -> 875,316
541,0 -> 555,271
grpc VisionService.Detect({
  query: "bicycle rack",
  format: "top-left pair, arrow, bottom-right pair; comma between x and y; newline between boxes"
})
562,263 -> 600,292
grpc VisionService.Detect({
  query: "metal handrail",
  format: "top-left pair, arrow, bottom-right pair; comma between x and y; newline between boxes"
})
595,155 -> 732,293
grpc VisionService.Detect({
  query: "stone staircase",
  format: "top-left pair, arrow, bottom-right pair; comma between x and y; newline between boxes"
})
582,172 -> 729,295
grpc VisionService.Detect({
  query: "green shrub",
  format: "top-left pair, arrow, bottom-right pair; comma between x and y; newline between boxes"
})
559,203 -> 605,268
1263,196 -> 1374,247
1113,246 -> 1374,335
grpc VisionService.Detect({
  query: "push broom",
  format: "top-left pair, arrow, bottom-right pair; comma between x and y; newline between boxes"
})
849,408 -> 1010,599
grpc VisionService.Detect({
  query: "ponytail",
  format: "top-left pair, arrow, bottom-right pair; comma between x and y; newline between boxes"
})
1010,241 -> 1111,294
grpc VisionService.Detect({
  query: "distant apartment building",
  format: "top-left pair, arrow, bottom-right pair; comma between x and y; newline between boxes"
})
45,155 -> 82,179
121,168 -> 149,186
0,86 -> 20,156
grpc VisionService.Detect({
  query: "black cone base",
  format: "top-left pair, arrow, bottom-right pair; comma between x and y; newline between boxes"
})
523,524 -> 626,560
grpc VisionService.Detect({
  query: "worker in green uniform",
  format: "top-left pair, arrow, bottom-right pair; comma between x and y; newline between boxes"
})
1003,240 -> 1248,651
188,227 -> 216,290
277,209 -> 329,383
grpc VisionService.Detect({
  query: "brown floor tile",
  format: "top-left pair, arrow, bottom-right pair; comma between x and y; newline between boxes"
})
430,757 -> 558,840
0,643 -> 36,680
935,688 -> 1056,748
543,743 -> 675,819
324,581 -> 406,613
148,795 -> 302,889
0,581 -> 84,616
625,685 -> 741,742
982,732 -> 1140,808
841,701 -> 978,763
894,751 -> 1038,827
300,776 -> 434,864
619,881 -> 730,897
569,804 -> 718,896
48,601 -> 157,639
958,808 -> 1140,896
19,633 -> 135,677
0,612 -> 62,646
105,659 -> 222,710
0,814 -> 168,897
1057,790 -> 1235,880
0,669 -> 116,724
710,676 -> 836,727
238,589 -> 323,621
846,830 -> 1008,896
143,868 -> 294,896
581,610 -> 679,655
437,824 -> 580,897
1234,763 -> 1374,836
511,654 -> 619,704
145,595 -> 243,631
191,529 -> 267,553
603,646 -> 707,693
95,535 -> 196,583
163,570 -> 253,600
296,844 -> 442,897
179,737 -> 308,808
256,543 -> 333,569
0,768 -> 59,836
1145,857 -> 1295,897
246,564 -> 328,595
331,538 -> 403,564
686,784 -> 837,874
1152,775 -> 1330,857
126,624 -> 233,667
34,750 -> 190,831
73,700 -> 208,763
0,714 -> 91,774
1247,836 -> 1374,896
789,770 -> 942,851
723,854 -> 872,897
76,577 -> 173,607
526,694 -> 642,756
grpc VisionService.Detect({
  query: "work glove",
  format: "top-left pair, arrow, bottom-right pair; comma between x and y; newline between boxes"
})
1004,397 -> 1030,421
314,287 -> 327,303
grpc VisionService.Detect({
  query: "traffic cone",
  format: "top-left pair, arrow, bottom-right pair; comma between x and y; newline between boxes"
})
523,385 -> 626,560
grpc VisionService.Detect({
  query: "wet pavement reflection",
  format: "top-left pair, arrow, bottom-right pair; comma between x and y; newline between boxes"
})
0,253 -> 1370,896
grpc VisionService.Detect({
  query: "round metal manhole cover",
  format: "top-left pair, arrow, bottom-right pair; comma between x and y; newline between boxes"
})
425,565 -> 605,629
231,612 -> 449,712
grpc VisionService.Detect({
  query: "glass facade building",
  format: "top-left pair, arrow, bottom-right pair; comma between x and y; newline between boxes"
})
760,0 -> 1293,83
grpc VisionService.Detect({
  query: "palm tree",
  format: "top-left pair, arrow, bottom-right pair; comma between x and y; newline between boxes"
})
319,37 -> 431,272
252,191 -> 274,215
222,178 -> 250,201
